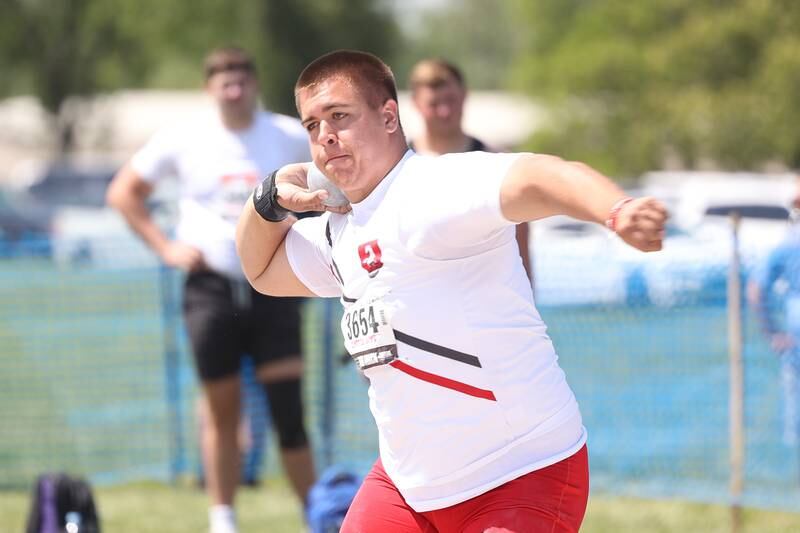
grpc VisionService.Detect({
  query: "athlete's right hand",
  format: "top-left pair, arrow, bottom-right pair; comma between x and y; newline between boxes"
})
161,241 -> 206,272
275,163 -> 351,215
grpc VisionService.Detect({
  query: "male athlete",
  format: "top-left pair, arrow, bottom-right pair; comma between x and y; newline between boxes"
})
236,50 -> 667,532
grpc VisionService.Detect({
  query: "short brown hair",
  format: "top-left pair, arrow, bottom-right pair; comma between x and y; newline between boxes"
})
294,49 -> 398,111
409,58 -> 464,91
204,46 -> 255,80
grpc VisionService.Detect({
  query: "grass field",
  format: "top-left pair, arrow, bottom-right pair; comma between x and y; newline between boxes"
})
1,477 -> 799,532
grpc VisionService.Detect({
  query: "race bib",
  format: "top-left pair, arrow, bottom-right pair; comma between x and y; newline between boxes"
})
340,296 -> 397,370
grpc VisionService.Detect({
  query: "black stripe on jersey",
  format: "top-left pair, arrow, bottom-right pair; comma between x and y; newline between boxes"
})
324,218 -> 355,303
324,220 -> 345,285
330,257 -> 345,285
393,329 -> 482,368
328,264 -> 342,285
325,220 -> 333,247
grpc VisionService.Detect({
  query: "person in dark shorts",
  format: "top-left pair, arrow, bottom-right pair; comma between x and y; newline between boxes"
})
184,272 -> 302,381
107,46 -> 315,533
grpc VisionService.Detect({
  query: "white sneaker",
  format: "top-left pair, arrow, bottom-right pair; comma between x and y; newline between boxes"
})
209,505 -> 237,533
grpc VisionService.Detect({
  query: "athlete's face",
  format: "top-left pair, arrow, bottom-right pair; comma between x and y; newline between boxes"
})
412,78 -> 465,136
298,77 -> 401,202
206,69 -> 258,121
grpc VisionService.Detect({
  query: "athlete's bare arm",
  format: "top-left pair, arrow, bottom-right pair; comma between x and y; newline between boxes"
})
236,163 -> 349,297
236,205 -> 312,296
107,163 -> 205,271
499,154 -> 667,253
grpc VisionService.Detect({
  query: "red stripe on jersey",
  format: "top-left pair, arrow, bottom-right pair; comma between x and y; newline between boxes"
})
389,360 -> 496,401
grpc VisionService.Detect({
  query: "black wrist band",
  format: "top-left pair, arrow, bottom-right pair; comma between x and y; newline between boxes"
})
253,170 -> 289,222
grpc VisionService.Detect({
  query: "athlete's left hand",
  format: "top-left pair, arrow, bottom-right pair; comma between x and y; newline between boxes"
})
274,163 -> 351,215
614,197 -> 669,252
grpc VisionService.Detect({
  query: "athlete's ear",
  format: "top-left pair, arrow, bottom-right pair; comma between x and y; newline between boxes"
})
382,100 -> 400,134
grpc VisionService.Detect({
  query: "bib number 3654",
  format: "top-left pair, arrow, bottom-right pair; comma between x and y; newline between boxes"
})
344,305 -> 379,340
340,297 -> 397,370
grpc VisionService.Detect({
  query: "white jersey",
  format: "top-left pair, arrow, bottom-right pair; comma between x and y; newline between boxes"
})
285,150 -> 586,512
131,109 -> 309,278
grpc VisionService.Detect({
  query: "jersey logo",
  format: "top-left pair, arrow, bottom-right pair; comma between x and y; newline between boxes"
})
358,240 -> 384,277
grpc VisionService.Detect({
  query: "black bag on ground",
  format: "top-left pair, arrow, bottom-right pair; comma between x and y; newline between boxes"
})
25,472 -> 101,533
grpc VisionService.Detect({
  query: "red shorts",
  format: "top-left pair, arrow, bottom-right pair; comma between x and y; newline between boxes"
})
341,445 -> 589,533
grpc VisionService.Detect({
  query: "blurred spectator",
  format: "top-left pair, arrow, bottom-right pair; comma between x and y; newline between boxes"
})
408,58 -> 531,280
748,174 -> 800,449
106,46 -> 315,533
195,358 -> 270,489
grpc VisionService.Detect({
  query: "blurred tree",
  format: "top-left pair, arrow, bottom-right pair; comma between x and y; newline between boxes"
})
510,0 -> 800,179
0,0 -> 154,152
391,0 -> 524,91
138,0 -> 401,115
256,0 -> 402,114
0,0 -> 401,151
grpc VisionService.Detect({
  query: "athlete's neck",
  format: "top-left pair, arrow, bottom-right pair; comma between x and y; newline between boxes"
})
348,145 -> 409,204
413,131 -> 471,156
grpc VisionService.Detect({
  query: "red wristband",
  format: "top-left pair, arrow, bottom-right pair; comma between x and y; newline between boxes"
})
605,197 -> 634,232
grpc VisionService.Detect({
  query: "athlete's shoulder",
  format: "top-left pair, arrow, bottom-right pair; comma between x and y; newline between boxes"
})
401,150 -> 490,176
293,210 -> 348,249
400,151 -> 527,198
325,210 -> 351,243
292,210 -> 329,238
436,150 -> 510,168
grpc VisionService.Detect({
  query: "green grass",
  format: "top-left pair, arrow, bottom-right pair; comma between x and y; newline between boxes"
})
583,494 -> 800,532
1,478 -> 303,533
2,477 -> 799,532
